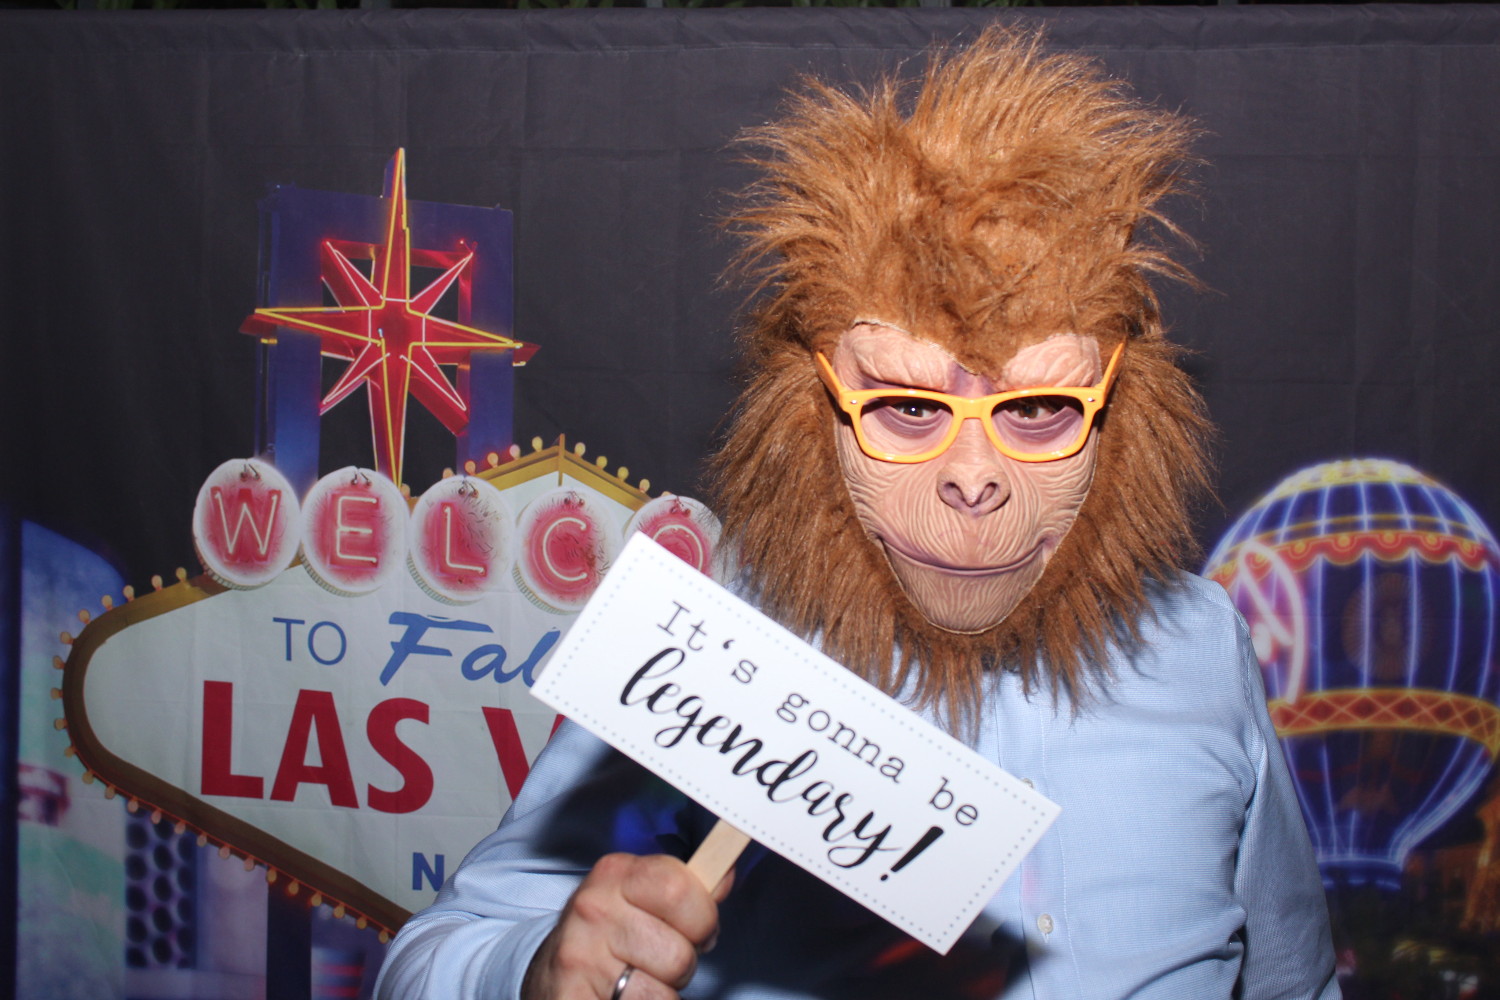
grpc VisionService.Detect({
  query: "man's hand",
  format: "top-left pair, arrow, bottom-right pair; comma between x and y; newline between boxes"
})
522,853 -> 732,1000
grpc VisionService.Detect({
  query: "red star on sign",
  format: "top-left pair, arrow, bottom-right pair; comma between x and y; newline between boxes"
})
241,149 -> 537,485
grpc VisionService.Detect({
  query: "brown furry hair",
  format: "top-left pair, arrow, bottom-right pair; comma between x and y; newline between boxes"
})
708,26 -> 1214,723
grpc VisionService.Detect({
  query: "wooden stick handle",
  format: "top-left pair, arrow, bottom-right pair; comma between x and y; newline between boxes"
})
685,819 -> 750,889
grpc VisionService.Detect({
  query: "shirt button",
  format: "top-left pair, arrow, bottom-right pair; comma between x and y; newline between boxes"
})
1037,913 -> 1054,935
1021,778 -> 1035,788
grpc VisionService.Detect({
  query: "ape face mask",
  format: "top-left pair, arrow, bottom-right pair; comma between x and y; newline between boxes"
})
822,323 -> 1114,633
711,28 -> 1211,715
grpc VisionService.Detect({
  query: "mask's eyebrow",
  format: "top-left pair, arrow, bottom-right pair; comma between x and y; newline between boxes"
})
845,320 -> 969,393
848,356 -> 961,395
998,334 -> 1102,391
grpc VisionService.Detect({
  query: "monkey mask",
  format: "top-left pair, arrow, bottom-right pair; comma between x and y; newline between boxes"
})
710,27 -> 1212,724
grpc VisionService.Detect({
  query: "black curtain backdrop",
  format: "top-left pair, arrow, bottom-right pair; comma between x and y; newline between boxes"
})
4,10 -> 1500,995
3,5 -> 1499,587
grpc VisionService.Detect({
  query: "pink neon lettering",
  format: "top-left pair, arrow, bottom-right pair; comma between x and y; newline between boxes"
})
211,486 -> 282,561
333,493 -> 380,566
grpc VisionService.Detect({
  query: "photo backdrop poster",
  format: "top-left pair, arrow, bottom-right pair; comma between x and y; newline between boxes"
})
3,8 -> 1499,999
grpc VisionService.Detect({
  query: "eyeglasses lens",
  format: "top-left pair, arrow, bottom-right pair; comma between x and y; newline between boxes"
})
991,395 -> 1086,456
859,396 -> 955,457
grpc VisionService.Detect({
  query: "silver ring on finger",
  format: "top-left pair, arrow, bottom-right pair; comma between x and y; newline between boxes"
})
610,963 -> 635,1000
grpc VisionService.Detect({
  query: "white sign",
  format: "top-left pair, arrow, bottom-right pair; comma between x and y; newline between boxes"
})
532,534 -> 1060,954
67,455 -> 716,934
76,567 -> 562,925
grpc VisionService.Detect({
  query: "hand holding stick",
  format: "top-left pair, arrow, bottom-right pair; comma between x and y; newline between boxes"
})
522,820 -> 750,1000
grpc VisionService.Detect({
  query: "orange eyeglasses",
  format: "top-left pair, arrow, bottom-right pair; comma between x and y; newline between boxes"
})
814,339 -> 1125,464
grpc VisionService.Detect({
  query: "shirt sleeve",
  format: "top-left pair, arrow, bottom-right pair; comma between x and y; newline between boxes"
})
1232,623 -> 1342,1000
375,721 -> 694,1000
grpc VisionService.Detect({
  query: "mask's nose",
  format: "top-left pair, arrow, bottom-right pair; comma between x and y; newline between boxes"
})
937,418 -> 1011,516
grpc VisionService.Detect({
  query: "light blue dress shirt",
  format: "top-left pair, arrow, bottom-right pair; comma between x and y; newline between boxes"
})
376,574 -> 1339,1000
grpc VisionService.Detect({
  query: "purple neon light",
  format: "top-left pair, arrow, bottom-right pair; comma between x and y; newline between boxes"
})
1205,459 -> 1500,886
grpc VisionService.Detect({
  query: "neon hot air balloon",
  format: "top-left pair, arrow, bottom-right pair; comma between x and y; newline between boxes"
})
1204,459 -> 1500,889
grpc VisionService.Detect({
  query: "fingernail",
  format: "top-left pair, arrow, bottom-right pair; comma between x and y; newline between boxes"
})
701,930 -> 719,955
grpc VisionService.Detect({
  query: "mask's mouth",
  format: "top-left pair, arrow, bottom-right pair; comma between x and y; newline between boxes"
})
878,535 -> 1048,577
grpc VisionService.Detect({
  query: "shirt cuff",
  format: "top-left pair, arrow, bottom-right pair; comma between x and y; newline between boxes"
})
491,912 -> 561,1000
